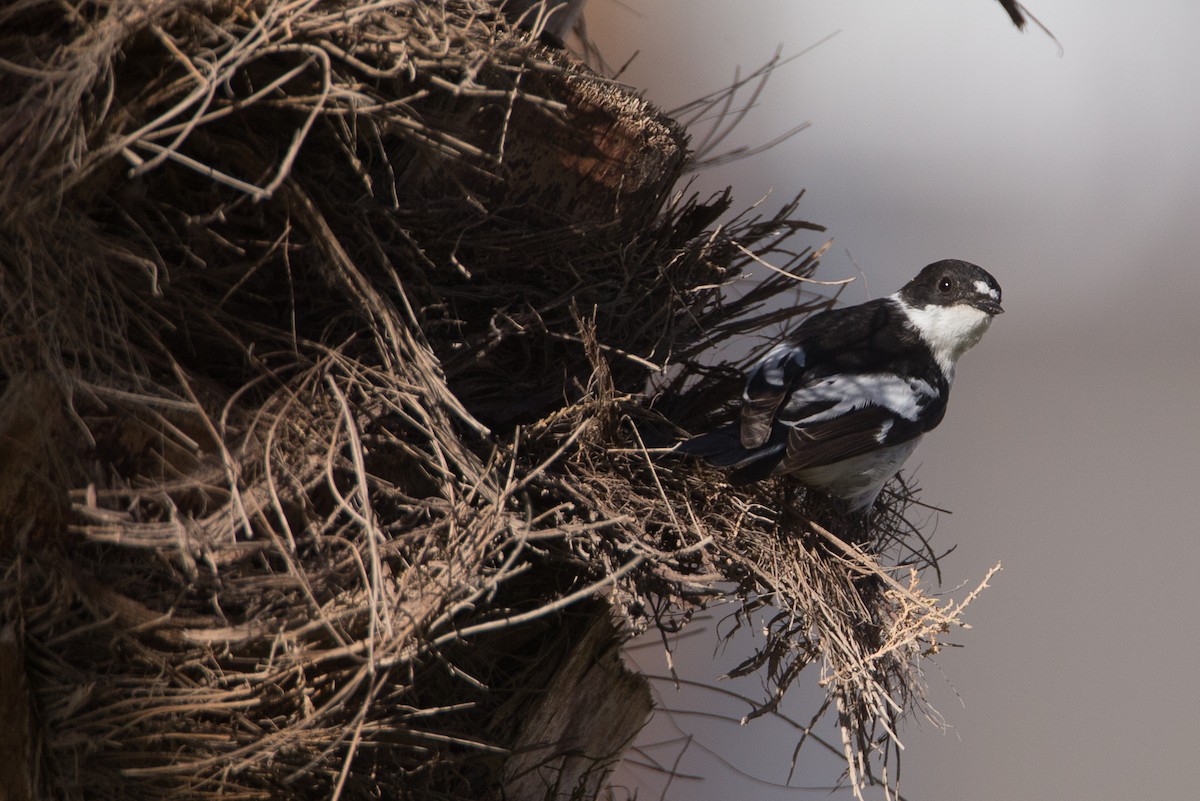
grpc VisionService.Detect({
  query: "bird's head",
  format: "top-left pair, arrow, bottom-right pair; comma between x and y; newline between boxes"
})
896,259 -> 1003,377
901,259 -> 1004,316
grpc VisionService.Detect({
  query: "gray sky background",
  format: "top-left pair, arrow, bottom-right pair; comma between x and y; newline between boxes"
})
586,1 -> 1200,799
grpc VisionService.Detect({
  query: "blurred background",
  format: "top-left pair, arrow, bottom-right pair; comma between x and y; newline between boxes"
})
582,1 -> 1200,799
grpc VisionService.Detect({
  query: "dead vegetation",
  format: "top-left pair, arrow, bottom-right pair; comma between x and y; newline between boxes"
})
0,2 -> 994,799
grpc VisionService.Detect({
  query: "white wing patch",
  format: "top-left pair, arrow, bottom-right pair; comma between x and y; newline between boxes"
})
783,373 -> 935,423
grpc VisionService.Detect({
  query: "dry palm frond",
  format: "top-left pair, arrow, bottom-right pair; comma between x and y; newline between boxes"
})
0,2 -> 992,800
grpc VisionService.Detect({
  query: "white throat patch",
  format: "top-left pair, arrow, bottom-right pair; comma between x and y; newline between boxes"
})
892,295 -> 993,380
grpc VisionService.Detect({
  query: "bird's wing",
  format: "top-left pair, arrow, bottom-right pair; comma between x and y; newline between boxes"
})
773,372 -> 936,471
780,406 -> 901,472
739,298 -> 940,459
740,299 -> 903,448
739,342 -> 810,448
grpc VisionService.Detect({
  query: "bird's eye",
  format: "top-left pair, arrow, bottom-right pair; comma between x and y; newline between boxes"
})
938,277 -> 953,292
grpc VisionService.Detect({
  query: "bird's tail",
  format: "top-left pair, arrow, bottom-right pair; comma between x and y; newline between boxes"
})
674,424 -> 785,485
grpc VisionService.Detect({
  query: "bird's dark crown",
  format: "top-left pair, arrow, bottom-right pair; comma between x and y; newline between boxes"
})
898,259 -> 1003,313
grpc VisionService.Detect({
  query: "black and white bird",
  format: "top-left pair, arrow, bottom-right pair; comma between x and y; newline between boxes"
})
677,259 -> 1003,512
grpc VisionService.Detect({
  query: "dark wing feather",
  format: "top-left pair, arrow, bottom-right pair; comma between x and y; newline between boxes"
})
739,343 -> 806,447
779,405 -> 900,473
675,424 -> 752,468
740,394 -> 783,448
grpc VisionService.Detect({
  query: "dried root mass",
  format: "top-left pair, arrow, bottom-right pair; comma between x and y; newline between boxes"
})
0,2 -> 993,799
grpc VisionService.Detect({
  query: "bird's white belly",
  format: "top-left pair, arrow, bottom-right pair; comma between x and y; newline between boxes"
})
786,436 -> 923,511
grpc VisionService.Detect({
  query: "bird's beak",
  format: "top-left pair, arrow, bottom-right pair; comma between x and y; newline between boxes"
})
973,298 -> 1005,316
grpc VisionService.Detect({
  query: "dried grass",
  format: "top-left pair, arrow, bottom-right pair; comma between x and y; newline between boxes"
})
0,2 -> 993,799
